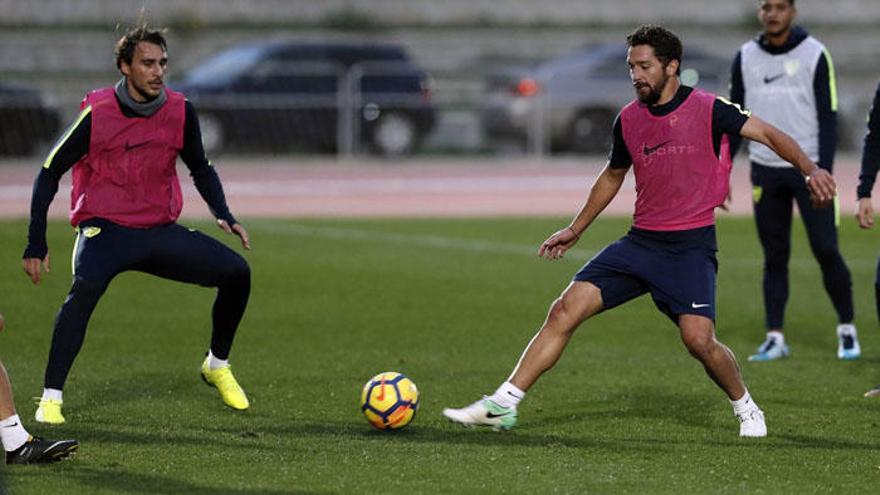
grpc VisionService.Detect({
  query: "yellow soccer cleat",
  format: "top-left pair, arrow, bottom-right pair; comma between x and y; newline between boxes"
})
200,358 -> 250,411
34,398 -> 66,425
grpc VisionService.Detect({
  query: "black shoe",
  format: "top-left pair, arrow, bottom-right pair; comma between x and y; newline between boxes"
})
6,436 -> 79,464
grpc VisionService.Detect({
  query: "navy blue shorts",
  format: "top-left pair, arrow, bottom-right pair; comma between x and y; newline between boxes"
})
573,226 -> 718,323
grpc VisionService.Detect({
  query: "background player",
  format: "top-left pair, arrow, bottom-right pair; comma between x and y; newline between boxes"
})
730,0 -> 858,362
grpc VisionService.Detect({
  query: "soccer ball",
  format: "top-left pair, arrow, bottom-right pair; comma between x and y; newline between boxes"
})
360,371 -> 419,430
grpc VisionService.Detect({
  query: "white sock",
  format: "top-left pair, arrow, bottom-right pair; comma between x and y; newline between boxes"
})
207,350 -> 229,370
730,390 -> 759,415
489,381 -> 525,409
837,323 -> 857,337
41,388 -> 63,402
0,415 -> 30,452
766,330 -> 785,345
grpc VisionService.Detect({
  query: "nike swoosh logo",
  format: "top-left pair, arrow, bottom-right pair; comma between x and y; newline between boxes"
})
691,302 -> 711,308
2,422 -> 19,428
643,140 -> 672,156
763,73 -> 785,84
485,411 -> 512,419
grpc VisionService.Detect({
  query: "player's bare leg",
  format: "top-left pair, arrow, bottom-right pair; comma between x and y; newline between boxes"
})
678,314 -> 766,437
507,281 -> 604,391
443,281 -> 603,430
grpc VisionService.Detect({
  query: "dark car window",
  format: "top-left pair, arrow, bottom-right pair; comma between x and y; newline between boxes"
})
182,45 -> 267,86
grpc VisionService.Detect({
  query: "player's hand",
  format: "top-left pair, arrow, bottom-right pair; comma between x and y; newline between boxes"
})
805,168 -> 836,208
718,188 -> 733,212
538,226 -> 580,260
217,219 -> 251,250
857,197 -> 874,229
23,253 -> 50,285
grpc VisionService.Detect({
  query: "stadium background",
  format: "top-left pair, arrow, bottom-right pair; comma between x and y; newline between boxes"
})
1,1 -> 879,493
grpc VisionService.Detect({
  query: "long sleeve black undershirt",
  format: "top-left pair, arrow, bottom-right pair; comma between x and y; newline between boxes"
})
25,99 -> 236,259
857,82 -> 880,199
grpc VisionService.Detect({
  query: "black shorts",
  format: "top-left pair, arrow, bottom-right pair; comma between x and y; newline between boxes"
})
574,226 -> 718,323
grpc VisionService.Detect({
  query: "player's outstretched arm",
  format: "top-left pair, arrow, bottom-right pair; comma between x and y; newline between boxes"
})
739,115 -> 836,206
539,164 -> 628,260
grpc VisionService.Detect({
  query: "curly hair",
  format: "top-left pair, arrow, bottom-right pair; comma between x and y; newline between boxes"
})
626,24 -> 683,74
114,22 -> 167,69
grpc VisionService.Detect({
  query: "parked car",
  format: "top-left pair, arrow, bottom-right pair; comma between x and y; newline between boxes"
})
481,43 -> 729,153
171,40 -> 436,155
0,81 -> 60,155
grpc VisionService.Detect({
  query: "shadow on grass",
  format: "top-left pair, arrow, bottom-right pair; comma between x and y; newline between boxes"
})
3,466 -> 325,495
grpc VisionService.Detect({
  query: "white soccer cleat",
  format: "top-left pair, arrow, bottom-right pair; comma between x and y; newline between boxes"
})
736,408 -> 767,437
442,397 -> 518,431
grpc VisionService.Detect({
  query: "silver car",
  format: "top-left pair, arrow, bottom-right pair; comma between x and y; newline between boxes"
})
481,43 -> 729,153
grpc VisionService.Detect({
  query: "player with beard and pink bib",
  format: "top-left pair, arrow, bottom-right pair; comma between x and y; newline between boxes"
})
443,24 -> 836,438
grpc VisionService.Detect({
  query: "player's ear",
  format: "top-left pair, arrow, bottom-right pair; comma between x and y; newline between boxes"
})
666,58 -> 679,77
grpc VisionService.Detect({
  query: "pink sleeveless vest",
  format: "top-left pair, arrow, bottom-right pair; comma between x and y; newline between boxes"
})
70,87 -> 186,228
620,88 -> 732,231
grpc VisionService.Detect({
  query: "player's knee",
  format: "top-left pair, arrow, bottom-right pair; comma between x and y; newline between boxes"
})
224,255 -> 251,286
681,329 -> 714,359
764,250 -> 790,270
70,275 -> 108,301
545,297 -> 577,335
812,244 -> 839,265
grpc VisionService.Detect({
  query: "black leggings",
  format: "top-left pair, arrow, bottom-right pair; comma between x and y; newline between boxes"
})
44,218 -> 251,390
751,162 -> 853,329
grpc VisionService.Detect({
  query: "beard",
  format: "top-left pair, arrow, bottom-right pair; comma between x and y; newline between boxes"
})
635,74 -> 670,105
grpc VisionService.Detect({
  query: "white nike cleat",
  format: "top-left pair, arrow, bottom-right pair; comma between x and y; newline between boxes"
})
737,408 -> 767,437
442,397 -> 517,431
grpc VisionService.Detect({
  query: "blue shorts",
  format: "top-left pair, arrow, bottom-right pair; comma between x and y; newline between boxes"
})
574,226 -> 718,323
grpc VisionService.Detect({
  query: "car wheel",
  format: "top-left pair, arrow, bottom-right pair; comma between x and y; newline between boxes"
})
567,110 -> 614,154
198,113 -> 224,155
371,111 -> 417,155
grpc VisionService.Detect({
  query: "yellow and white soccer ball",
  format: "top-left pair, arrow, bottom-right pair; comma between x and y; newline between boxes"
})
360,371 -> 419,430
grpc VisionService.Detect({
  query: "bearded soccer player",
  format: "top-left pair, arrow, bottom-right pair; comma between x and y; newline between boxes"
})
22,23 -> 252,424
443,24 -> 836,437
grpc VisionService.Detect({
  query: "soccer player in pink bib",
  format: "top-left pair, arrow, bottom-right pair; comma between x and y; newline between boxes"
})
22,22 -> 252,425
444,25 -> 836,437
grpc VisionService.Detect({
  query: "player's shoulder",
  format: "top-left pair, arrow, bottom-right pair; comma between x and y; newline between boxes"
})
803,35 -> 827,51
714,95 -> 751,118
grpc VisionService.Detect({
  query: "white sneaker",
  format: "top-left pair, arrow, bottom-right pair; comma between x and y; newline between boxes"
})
836,324 -> 861,360
748,335 -> 790,362
442,397 -> 518,431
737,408 -> 767,437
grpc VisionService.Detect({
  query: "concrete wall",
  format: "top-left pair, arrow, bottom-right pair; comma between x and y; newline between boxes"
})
3,0 -> 880,26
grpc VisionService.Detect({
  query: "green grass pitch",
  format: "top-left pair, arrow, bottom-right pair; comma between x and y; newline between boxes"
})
0,216 -> 878,493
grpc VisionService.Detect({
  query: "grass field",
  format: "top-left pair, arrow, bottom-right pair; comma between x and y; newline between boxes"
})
0,216 -> 878,494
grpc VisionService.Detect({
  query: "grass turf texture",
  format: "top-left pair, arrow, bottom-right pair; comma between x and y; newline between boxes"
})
0,216 -> 878,493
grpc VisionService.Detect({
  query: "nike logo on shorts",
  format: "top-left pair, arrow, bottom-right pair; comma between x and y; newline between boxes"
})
691,302 -> 711,309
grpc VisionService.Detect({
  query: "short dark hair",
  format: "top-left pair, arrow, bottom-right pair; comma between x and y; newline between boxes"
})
760,0 -> 795,5
626,24 -> 683,74
114,23 -> 167,69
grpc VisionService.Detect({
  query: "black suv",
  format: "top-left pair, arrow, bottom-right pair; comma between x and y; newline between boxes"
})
172,40 -> 436,155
